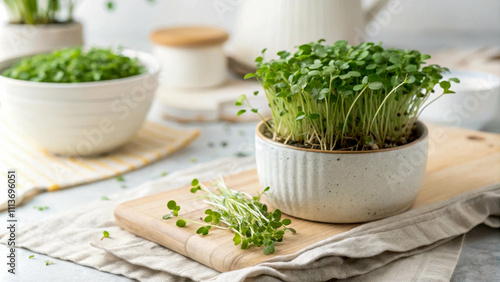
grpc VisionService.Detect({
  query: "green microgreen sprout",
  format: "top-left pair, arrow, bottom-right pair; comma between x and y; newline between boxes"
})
121,185 -> 127,189
29,255 -> 35,259
1,47 -> 146,83
236,151 -> 250,158
44,260 -> 54,266
220,141 -> 228,147
106,1 -> 115,10
190,158 -> 198,164
162,178 -> 295,255
160,172 -> 168,177
33,206 -> 49,211
101,231 -> 110,241
101,196 -> 110,201
239,40 -> 459,150
115,175 -> 125,182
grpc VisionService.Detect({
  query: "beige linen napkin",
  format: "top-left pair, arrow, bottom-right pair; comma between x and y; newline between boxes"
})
1,157 -> 498,281
0,119 -> 199,210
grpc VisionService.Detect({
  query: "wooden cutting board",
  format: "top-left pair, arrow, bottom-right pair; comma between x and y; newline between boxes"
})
114,124 -> 500,272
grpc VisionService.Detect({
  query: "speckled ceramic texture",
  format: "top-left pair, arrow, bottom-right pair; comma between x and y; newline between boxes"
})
255,121 -> 429,223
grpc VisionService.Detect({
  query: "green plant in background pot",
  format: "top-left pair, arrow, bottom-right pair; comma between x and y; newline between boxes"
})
0,0 -> 153,59
240,40 -> 458,223
0,0 -> 83,59
3,0 -> 76,24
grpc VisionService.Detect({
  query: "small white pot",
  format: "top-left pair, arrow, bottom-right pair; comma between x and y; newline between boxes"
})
419,70 -> 500,130
0,49 -> 160,157
151,27 -> 228,88
0,22 -> 84,60
255,121 -> 429,223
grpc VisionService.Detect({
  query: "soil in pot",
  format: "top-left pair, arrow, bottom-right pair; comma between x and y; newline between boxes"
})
261,121 -> 420,151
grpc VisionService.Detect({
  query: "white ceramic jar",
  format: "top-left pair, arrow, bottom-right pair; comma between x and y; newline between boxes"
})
230,0 -> 389,69
0,22 -> 84,60
255,121 -> 429,223
0,49 -> 160,157
151,26 -> 228,88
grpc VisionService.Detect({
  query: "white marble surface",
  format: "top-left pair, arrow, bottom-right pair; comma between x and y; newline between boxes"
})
0,102 -> 498,281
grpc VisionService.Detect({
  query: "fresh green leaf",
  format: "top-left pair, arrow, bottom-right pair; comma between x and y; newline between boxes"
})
309,113 -> 320,119
176,219 -> 186,227
167,200 -> 177,210
244,73 -> 257,79
101,231 -> 110,240
233,233 -> 241,245
368,82 -> 383,90
296,112 -> 306,121
235,94 -> 246,106
353,84 -> 364,91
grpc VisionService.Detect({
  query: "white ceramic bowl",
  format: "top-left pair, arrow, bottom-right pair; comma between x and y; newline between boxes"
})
0,49 -> 160,156
419,70 -> 500,130
255,121 -> 429,223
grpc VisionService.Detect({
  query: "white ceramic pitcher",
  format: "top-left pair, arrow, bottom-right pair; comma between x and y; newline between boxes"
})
230,0 -> 390,68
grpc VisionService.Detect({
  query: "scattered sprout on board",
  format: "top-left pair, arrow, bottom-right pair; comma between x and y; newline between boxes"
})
101,231 -> 110,240
163,178 -> 295,255
238,40 -> 459,150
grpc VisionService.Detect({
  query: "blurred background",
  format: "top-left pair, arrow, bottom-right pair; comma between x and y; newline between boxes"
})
0,0 -> 497,52
0,0 -> 500,51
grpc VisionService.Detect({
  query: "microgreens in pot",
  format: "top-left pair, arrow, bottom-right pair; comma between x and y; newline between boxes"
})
1,47 -> 146,83
240,40 -> 459,150
163,178 -> 295,255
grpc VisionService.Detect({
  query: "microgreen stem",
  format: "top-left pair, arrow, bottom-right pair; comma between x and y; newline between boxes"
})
369,75 -> 408,131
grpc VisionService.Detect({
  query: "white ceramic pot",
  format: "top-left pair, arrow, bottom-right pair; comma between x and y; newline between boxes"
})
419,70 -> 500,130
151,27 -> 228,88
230,0 -> 389,69
0,22 -> 84,60
0,49 -> 160,157
255,121 -> 429,223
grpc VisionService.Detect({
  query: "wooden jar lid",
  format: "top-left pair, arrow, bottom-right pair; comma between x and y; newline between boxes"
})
151,26 -> 229,47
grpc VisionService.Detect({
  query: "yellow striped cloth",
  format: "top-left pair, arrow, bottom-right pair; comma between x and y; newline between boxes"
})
0,120 -> 199,210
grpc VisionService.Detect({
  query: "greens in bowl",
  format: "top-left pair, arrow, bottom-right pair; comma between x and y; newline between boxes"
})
1,47 -> 146,83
